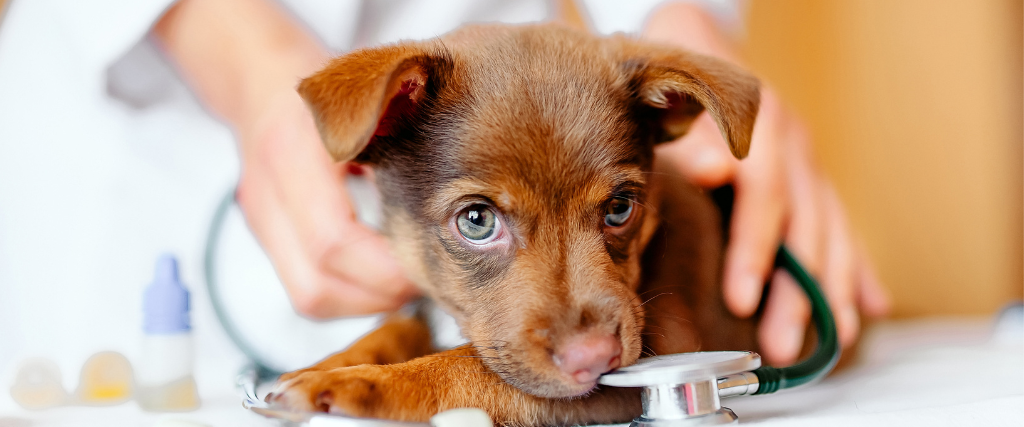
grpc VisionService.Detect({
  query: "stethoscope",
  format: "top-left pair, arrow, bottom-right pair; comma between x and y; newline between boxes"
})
594,246 -> 839,426
209,188 -> 840,426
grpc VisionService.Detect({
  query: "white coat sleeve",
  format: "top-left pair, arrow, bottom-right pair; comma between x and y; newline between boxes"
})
41,0 -> 180,72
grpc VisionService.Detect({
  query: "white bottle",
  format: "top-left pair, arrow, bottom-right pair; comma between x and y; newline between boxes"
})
136,254 -> 200,412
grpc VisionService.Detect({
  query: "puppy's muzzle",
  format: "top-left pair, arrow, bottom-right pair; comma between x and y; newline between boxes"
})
553,332 -> 622,384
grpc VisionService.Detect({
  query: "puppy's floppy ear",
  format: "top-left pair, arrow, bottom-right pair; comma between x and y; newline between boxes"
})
617,39 -> 760,158
297,43 -> 447,163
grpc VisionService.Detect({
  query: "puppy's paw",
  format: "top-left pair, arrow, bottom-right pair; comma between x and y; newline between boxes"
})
266,365 -> 432,420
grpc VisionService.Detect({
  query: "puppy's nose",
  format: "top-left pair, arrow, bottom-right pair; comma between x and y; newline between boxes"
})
554,333 -> 622,384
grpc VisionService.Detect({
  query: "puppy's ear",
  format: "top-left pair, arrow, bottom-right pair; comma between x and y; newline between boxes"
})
618,40 -> 760,158
297,43 -> 447,163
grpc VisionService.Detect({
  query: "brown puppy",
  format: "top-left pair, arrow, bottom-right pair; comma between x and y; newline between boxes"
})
269,24 -> 761,425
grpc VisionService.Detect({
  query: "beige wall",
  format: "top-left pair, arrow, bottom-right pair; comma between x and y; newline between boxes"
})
742,0 -> 1023,317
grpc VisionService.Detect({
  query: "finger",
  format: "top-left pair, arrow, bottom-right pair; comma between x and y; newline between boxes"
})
656,112 -> 738,188
247,98 -> 419,308
780,121 -> 825,283
820,182 -> 860,348
758,120 -> 822,363
253,99 -> 361,243
322,220 -> 419,302
855,243 -> 891,317
758,270 -> 810,366
721,106 -> 788,317
238,169 -> 411,318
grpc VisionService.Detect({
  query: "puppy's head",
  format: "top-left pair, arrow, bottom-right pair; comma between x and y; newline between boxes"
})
298,25 -> 759,398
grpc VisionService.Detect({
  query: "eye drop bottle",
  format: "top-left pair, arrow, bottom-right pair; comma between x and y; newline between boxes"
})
137,254 -> 200,412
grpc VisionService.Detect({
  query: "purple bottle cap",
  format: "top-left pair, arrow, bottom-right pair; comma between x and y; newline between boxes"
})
143,254 -> 191,334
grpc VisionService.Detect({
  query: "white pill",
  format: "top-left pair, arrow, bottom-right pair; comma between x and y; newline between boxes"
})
430,408 -> 493,427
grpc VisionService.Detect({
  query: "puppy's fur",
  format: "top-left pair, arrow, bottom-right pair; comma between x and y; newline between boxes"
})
270,24 -> 762,425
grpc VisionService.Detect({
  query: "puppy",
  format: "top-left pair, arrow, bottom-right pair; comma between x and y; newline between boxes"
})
268,24 -> 762,425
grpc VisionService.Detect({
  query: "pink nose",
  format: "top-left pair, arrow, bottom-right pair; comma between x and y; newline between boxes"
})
554,333 -> 622,384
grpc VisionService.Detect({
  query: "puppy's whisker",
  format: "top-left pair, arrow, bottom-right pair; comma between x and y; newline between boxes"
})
641,344 -> 659,358
638,292 -> 672,308
631,199 -> 657,212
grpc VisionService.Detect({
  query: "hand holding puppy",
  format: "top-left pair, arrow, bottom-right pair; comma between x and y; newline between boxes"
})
154,0 -> 419,318
645,3 -> 890,365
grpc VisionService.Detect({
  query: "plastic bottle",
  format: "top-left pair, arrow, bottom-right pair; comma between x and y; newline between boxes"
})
136,254 -> 200,412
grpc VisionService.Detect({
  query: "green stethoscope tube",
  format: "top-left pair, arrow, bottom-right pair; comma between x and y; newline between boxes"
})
205,187 -> 284,381
751,245 -> 840,394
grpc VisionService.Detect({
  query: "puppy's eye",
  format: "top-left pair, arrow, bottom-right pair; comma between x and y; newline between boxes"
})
604,197 -> 634,227
456,205 -> 500,243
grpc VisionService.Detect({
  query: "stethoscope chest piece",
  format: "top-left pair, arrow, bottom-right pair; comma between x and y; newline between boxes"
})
598,351 -> 761,426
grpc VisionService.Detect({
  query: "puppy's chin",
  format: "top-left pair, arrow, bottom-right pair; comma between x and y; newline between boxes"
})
482,353 -> 597,399
518,371 -> 602,399
475,337 -> 636,399
539,380 -> 601,399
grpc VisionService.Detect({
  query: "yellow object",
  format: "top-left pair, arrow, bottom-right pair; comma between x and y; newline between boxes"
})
75,351 -> 134,405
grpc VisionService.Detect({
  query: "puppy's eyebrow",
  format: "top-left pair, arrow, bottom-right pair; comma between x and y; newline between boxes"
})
606,169 -> 646,196
611,181 -> 644,198
424,178 -> 496,218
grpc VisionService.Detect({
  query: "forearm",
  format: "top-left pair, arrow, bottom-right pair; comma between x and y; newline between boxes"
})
643,1 -> 741,64
644,1 -> 786,135
152,0 -> 328,137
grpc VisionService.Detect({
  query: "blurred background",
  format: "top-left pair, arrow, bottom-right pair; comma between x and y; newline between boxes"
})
741,0 -> 1023,318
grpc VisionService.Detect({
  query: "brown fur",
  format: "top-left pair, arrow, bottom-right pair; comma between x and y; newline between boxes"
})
269,24 -> 762,426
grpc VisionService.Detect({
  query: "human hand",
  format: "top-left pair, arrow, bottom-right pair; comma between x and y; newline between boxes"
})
656,89 -> 890,364
644,2 -> 889,365
154,0 -> 418,318
235,93 -> 420,318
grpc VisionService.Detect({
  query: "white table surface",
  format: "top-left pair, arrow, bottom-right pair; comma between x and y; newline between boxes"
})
3,311 -> 1021,427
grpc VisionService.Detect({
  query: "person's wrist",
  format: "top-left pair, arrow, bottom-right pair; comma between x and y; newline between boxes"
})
236,90 -> 343,210
234,39 -> 330,171
643,1 -> 739,63
233,48 -> 329,141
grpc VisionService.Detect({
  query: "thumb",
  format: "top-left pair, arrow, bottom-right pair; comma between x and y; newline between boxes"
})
322,222 -> 419,302
656,113 -> 738,188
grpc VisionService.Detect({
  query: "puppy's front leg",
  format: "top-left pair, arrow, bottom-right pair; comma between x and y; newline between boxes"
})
270,346 -> 640,426
277,312 -> 434,383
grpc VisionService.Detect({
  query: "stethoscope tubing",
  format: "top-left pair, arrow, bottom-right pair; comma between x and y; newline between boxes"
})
204,187 -> 284,381
752,245 -> 840,394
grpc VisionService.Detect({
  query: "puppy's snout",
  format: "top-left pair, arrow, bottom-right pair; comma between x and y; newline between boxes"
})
553,333 -> 622,384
